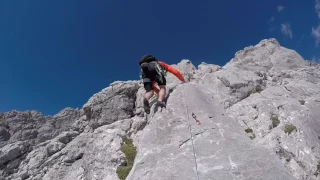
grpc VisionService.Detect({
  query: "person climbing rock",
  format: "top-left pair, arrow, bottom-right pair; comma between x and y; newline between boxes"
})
139,55 -> 185,114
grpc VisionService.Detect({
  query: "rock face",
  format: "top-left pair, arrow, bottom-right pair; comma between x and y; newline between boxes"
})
0,38 -> 319,180
82,81 -> 139,128
0,108 -> 81,148
127,83 -> 295,180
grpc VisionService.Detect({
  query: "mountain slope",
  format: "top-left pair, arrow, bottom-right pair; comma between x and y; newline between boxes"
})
0,38 -> 319,180
127,83 -> 295,180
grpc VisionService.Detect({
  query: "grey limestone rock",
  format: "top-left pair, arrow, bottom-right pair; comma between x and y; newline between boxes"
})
82,80 -> 140,127
0,38 -> 319,180
223,38 -> 308,71
193,62 -> 221,80
12,120 -> 131,180
126,83 -> 295,180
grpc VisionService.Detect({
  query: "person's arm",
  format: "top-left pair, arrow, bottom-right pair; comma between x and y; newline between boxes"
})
158,61 -> 185,82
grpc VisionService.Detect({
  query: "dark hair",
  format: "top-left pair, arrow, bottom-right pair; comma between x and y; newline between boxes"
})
139,55 -> 156,65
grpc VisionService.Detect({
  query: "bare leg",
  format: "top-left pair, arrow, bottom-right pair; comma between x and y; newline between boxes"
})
144,90 -> 154,100
158,86 -> 166,102
143,90 -> 154,114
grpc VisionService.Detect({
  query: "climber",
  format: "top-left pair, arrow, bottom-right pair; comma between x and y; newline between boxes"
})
139,55 -> 185,114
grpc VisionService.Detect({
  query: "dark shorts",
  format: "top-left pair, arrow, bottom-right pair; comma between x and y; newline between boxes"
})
143,75 -> 166,92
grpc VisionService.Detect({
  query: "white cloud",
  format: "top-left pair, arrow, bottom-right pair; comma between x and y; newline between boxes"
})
312,25 -> 320,46
312,0 -> 320,46
281,23 -> 293,39
316,0 -> 320,19
277,5 -> 284,12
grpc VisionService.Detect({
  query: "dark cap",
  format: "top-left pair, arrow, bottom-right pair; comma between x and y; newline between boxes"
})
139,55 -> 156,65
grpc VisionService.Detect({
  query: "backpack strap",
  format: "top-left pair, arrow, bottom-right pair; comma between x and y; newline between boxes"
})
153,61 -> 166,84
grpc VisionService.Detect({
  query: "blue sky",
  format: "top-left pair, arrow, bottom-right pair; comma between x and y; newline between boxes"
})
1,0 -> 320,115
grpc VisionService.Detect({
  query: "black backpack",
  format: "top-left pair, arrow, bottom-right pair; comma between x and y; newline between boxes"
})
139,55 -> 166,83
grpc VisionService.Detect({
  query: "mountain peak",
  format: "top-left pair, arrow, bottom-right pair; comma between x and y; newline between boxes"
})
224,38 -> 308,72
1,38 -> 319,180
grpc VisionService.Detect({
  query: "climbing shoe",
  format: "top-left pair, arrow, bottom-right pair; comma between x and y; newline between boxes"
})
156,101 -> 166,108
143,98 -> 150,114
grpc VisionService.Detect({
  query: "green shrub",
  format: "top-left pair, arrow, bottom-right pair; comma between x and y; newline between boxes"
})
249,133 -> 256,140
271,116 -> 280,128
284,125 -> 296,135
0,119 -> 8,126
299,100 -> 305,105
245,128 -> 253,133
121,137 -> 136,166
315,161 -> 320,176
245,128 -> 255,140
116,166 -> 132,180
256,88 -> 263,93
116,136 -> 137,180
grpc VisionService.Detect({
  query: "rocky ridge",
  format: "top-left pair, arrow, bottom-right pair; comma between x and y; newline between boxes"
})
0,38 -> 319,180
